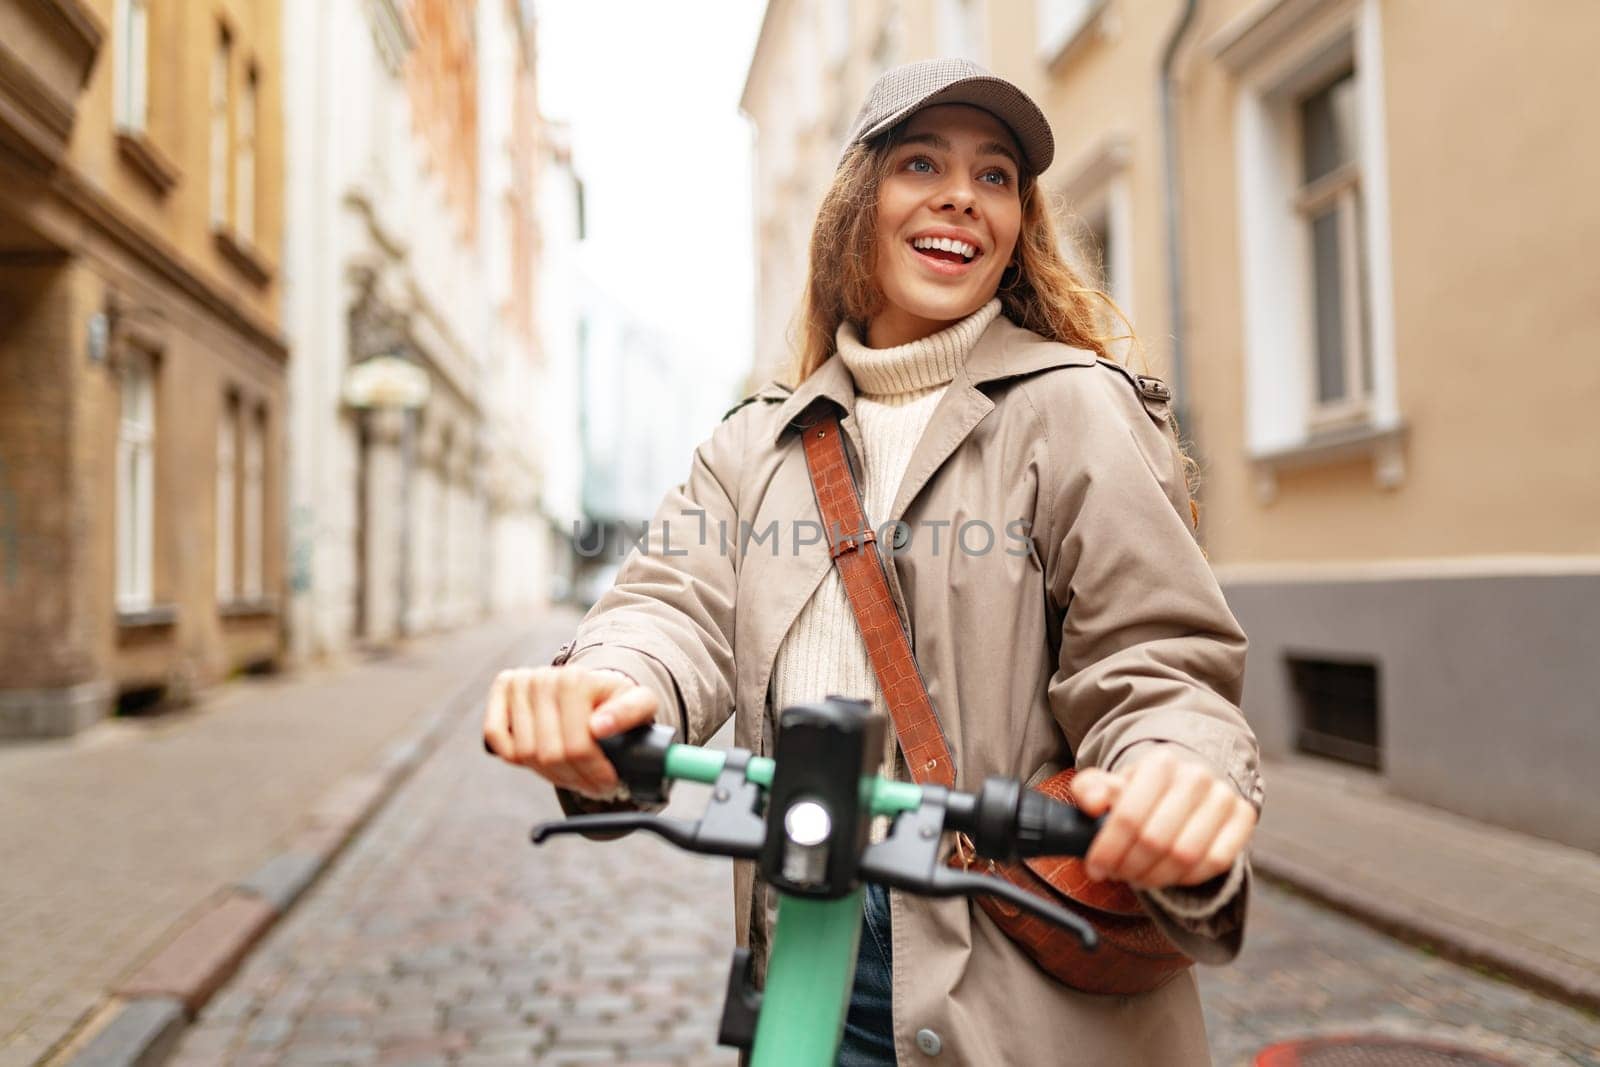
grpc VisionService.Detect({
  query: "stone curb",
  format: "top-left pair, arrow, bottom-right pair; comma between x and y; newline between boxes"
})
58,998 -> 184,1067
58,626 -> 535,1067
116,894 -> 278,1014
1253,847 -> 1600,1014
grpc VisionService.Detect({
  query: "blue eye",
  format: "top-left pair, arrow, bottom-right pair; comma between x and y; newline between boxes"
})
903,155 -> 1011,186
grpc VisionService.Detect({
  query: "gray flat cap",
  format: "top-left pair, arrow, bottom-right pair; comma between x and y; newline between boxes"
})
840,58 -> 1055,174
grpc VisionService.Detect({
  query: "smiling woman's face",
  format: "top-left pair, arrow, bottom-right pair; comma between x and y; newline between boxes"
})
869,104 -> 1025,348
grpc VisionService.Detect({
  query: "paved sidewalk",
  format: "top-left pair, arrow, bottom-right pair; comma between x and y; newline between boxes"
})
165,630 -> 735,1067
0,611 -> 574,1067
1252,753 -> 1600,1011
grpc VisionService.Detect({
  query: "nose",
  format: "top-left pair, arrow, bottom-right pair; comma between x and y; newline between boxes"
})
933,172 -> 980,217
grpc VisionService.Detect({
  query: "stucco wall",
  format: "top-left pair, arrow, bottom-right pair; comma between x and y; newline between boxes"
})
1224,566 -> 1600,851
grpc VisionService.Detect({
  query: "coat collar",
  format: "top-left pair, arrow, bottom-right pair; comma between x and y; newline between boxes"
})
770,312 -> 1096,447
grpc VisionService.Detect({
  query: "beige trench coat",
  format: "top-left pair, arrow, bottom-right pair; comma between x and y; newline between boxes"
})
554,312 -> 1264,1065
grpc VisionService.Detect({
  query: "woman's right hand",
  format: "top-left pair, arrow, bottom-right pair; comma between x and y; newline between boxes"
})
482,666 -> 660,799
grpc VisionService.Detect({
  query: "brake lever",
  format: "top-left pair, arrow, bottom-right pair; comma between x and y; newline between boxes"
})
532,813 -> 701,851
858,792 -> 1098,950
529,748 -> 767,860
531,819 -> 694,851
927,866 -> 1098,950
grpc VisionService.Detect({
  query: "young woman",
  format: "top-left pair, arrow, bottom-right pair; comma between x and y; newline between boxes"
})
485,59 -> 1262,1066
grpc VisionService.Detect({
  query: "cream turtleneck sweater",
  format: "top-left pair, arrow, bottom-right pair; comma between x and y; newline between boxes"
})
770,298 -> 1003,791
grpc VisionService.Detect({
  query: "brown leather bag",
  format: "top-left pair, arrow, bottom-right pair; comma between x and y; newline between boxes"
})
797,412 -> 1191,996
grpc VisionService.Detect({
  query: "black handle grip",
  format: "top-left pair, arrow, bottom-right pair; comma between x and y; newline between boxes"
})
596,723 -> 676,804
1014,791 -> 1102,859
957,776 -> 1103,861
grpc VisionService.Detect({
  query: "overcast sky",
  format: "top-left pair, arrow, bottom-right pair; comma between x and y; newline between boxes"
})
534,1 -> 766,412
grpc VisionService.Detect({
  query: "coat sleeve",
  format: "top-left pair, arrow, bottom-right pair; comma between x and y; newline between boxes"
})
1038,366 -> 1263,964
550,406 -> 750,819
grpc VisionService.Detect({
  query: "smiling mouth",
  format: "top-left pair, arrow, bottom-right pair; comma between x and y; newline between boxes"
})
908,242 -> 979,266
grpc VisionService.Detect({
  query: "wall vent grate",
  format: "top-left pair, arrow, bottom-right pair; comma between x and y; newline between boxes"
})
1287,656 -> 1381,770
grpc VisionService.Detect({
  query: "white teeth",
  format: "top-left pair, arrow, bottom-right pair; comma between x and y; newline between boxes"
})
911,236 -> 977,259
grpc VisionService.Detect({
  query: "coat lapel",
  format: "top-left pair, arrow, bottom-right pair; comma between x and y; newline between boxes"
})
771,353 -> 855,446
750,314 -> 1100,735
745,359 -> 860,760
742,439 -> 836,738
888,313 -> 1097,522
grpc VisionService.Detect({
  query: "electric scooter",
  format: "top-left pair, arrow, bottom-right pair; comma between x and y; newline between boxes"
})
528,696 -> 1105,1067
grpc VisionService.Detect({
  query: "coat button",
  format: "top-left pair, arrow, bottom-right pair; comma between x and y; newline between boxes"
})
916,1028 -> 942,1056
890,524 -> 910,551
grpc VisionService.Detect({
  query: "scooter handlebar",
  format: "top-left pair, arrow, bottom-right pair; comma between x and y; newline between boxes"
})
595,722 -> 676,805
1014,789 -> 1101,859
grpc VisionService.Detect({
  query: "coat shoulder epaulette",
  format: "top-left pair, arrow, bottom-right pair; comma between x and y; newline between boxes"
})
1094,357 -> 1175,425
721,380 -> 793,422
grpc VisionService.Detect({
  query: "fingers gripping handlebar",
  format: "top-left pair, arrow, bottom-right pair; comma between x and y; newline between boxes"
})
523,708 -> 1105,950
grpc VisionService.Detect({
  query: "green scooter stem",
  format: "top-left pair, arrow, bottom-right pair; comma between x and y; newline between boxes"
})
751,890 -> 866,1067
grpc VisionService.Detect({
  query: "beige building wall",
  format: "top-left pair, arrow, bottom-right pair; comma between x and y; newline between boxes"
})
741,0 -> 1600,848
1179,0 -> 1600,563
0,0 -> 287,736
62,0 -> 284,325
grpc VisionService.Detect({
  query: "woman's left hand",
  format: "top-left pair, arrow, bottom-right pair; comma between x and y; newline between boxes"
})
1070,747 -> 1257,891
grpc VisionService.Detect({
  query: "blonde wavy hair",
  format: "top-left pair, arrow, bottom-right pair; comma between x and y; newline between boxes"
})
782,124 -> 1199,509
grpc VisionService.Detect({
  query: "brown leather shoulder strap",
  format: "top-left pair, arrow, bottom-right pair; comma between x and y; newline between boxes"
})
798,414 -> 956,788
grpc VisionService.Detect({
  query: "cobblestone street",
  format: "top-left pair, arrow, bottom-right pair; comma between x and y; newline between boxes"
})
167,630 -> 737,1067
169,638 -> 1600,1066
1199,886 -> 1599,1067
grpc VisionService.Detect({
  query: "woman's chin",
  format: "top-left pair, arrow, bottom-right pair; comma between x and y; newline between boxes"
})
897,286 -> 993,323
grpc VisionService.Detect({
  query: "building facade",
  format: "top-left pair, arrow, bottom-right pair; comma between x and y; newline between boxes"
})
741,0 -> 1600,849
0,0 -> 287,736
533,118 -> 587,602
282,0 -> 554,660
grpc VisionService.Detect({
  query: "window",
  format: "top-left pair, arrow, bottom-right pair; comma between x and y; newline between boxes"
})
241,407 -> 265,599
436,429 -> 452,607
870,1 -> 905,74
114,0 -> 149,133
936,0 -> 988,64
210,25 -> 231,228
1062,198 -> 1124,303
822,0 -> 851,67
1298,69 -> 1371,422
1220,0 -> 1400,485
1054,135 -> 1134,358
1036,0 -> 1099,65
216,396 -> 237,600
117,350 -> 156,611
236,65 -> 258,243
1081,209 -> 1111,293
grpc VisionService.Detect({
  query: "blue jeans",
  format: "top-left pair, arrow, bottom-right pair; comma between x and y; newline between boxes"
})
837,881 -> 896,1066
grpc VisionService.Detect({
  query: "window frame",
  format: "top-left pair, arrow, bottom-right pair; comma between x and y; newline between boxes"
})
1295,71 -> 1372,428
1052,133 -> 1135,360
236,63 -> 258,244
216,394 -> 237,602
935,0 -> 989,65
117,348 -> 157,612
210,23 -> 232,229
1216,0 -> 1401,491
1035,0 -> 1104,68
241,405 -> 266,601
114,0 -> 149,134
